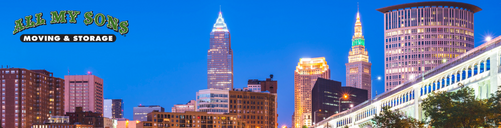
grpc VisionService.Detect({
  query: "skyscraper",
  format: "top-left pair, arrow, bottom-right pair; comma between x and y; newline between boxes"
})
293,57 -> 330,128
377,2 -> 481,91
345,10 -> 372,99
0,68 -> 65,128
64,74 -> 104,114
207,11 -> 234,90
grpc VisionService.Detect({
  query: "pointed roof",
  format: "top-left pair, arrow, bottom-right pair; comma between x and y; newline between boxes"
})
212,11 -> 229,32
353,12 -> 363,39
352,8 -> 365,47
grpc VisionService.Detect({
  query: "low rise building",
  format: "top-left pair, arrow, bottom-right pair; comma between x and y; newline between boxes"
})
137,111 -> 245,128
117,118 -> 137,128
134,105 -> 165,121
47,116 -> 70,124
172,100 -> 196,113
196,89 -> 230,114
66,107 -> 104,128
229,90 -> 278,128
247,75 -> 277,93
104,117 -> 116,128
32,124 -> 94,128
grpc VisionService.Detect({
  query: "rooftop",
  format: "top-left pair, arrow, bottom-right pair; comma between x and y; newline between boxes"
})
376,1 -> 482,13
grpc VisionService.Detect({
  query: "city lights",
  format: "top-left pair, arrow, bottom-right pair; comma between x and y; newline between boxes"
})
486,36 -> 492,42
4,1 -> 500,128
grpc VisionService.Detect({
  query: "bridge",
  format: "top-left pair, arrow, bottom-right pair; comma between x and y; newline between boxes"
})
314,36 -> 501,128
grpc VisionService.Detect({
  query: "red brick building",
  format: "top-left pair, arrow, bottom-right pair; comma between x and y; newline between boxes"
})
66,107 -> 104,128
0,67 -> 65,128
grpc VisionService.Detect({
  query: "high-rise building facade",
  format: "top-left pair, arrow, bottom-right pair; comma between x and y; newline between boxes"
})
104,99 -> 124,119
195,89 -> 229,114
207,11 -> 234,90
311,78 -> 367,124
228,90 -> 277,128
171,100 -> 196,113
133,105 -> 165,121
112,99 -> 124,118
293,57 -> 330,128
377,2 -> 481,91
64,75 -> 104,113
345,11 -> 372,99
0,68 -> 65,128
104,99 -> 112,118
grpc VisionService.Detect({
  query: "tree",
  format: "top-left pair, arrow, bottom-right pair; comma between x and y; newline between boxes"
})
372,106 -> 424,128
487,85 -> 501,126
421,83 -> 497,128
302,125 -> 308,128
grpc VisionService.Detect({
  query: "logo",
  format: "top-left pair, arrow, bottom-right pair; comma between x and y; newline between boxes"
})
13,10 -> 129,42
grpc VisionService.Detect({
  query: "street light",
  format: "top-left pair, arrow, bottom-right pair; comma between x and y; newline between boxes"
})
338,94 -> 349,113
371,76 -> 382,104
486,36 -> 493,42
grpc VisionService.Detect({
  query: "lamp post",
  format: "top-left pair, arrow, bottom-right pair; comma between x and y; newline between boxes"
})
371,76 -> 382,104
338,94 -> 348,113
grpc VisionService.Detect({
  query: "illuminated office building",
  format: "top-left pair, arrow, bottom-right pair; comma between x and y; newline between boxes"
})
377,2 -> 480,91
207,11 -> 234,90
293,57 -> 330,128
345,10 -> 372,99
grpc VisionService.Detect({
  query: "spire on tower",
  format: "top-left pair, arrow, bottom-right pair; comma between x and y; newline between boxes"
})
352,4 -> 364,46
212,7 -> 229,32
357,2 -> 359,13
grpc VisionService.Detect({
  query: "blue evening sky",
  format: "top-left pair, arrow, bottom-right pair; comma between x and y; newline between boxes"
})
1,0 -> 500,126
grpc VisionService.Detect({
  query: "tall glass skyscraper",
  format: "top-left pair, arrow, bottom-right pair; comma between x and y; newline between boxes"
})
207,11 -> 233,90
377,2 -> 481,91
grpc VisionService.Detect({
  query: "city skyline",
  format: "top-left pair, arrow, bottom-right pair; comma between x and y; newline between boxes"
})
2,0 -> 501,127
